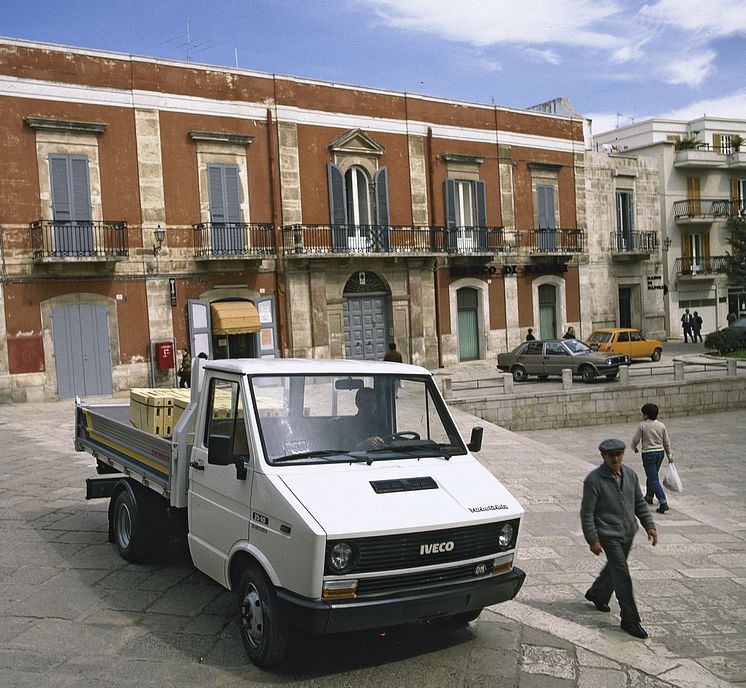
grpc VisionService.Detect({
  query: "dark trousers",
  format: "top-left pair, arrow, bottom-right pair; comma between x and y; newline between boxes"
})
683,326 -> 692,342
642,450 -> 667,504
587,536 -> 640,625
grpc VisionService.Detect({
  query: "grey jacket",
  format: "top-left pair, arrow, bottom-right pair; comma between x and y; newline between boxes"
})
581,462 -> 655,544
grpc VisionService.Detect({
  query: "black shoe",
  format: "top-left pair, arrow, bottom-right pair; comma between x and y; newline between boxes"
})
585,591 -> 610,612
644,496 -> 653,505
621,622 -> 648,639
656,503 -> 669,514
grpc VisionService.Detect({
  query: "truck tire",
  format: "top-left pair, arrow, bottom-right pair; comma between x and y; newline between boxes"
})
112,487 -> 150,563
238,565 -> 289,668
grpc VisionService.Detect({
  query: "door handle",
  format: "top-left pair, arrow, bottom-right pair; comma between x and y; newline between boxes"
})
190,461 -> 204,471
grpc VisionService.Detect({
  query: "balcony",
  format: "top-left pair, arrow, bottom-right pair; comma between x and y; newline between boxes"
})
30,220 -> 128,262
281,225 -> 516,256
193,223 -> 275,259
674,255 -> 729,278
674,146 -> 727,168
609,231 -> 659,257
727,151 -> 746,169
673,199 -> 739,223
523,228 -> 585,255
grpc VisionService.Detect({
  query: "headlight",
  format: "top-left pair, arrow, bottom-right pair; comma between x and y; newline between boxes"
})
498,523 -> 514,549
329,542 -> 355,572
605,358 -> 614,365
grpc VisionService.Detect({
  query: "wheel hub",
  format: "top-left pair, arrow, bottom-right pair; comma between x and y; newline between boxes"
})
116,502 -> 131,548
241,584 -> 264,648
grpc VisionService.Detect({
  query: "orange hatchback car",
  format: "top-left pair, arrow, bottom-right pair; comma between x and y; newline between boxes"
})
586,328 -> 663,362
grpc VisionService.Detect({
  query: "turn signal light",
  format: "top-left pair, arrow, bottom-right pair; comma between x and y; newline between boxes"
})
322,579 -> 359,599
492,559 -> 513,575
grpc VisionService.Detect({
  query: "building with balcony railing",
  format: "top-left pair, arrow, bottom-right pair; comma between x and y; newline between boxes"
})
595,116 -> 746,336
0,37 -> 591,402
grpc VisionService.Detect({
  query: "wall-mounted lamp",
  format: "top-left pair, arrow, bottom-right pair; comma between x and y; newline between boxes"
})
663,237 -> 672,252
153,225 -> 165,256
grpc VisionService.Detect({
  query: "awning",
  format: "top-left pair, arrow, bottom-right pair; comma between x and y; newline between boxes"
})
211,301 -> 260,335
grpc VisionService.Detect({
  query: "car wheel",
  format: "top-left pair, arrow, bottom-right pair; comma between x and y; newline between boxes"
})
651,348 -> 662,362
580,366 -> 596,383
239,565 -> 289,668
512,365 -> 528,382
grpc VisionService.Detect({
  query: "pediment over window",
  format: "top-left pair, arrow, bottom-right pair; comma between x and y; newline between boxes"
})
329,129 -> 385,157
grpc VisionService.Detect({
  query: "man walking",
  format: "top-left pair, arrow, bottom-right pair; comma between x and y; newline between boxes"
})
681,308 -> 694,343
581,438 -> 657,639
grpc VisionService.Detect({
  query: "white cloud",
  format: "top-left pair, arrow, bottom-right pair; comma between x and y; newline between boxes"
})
663,50 -> 716,86
639,0 -> 746,37
523,48 -> 561,65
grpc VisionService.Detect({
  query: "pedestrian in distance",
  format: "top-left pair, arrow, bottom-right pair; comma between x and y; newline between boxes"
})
177,348 -> 191,388
383,342 -> 403,363
692,311 -> 703,343
631,403 -> 673,513
727,311 -> 737,327
525,328 -> 536,341
562,326 -> 576,339
681,308 -> 694,343
581,438 -> 657,639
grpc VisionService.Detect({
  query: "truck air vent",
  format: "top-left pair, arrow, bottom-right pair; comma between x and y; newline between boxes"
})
370,477 -> 438,494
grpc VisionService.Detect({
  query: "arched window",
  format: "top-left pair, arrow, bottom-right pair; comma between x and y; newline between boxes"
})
345,166 -> 371,226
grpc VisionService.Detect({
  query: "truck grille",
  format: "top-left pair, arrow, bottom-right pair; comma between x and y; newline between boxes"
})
325,520 -> 519,575
356,560 -> 494,596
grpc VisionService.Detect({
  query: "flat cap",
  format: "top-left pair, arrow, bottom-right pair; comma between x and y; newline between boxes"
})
599,438 -> 626,453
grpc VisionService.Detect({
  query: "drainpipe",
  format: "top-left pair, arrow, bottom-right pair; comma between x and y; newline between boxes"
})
427,126 -> 443,368
267,101 -> 287,357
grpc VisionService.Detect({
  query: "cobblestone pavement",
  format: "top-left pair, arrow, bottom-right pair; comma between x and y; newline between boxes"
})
0,398 -> 742,687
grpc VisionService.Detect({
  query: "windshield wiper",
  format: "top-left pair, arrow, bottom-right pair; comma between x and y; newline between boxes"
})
361,442 -> 462,462
272,449 -> 361,464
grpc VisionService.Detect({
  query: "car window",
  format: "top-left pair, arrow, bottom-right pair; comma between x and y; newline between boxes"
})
630,331 -> 643,342
545,341 -> 567,356
524,342 -> 543,355
589,332 -> 611,343
617,331 -> 629,342
565,340 -> 592,354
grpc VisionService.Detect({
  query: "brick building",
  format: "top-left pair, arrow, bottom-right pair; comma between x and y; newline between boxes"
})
0,37 -> 596,401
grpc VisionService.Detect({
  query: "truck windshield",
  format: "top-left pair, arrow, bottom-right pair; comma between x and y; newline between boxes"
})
249,374 -> 465,465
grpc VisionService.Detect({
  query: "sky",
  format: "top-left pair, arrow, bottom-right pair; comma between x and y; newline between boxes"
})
1,0 -> 745,135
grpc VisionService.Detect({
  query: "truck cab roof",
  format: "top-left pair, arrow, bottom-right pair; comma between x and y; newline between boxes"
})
200,357 -> 429,377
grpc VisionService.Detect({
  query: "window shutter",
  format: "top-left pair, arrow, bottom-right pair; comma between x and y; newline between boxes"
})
374,167 -> 389,226
681,233 -> 691,259
208,165 -> 226,224
188,299 -> 213,360
327,163 -> 347,225
732,177 -> 740,201
223,165 -> 242,223
445,178 -> 457,228
537,185 -> 556,229
713,134 -> 722,153
686,176 -> 700,200
49,155 -> 71,221
474,180 -> 487,249
70,156 -> 92,222
703,232 -> 710,259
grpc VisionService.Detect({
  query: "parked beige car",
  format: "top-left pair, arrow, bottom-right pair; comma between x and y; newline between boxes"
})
497,339 -> 630,383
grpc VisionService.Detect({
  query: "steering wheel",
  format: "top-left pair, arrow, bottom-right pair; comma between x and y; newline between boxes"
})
382,431 -> 421,443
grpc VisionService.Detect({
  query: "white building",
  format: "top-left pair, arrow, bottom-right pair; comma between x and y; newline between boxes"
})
595,117 -> 746,337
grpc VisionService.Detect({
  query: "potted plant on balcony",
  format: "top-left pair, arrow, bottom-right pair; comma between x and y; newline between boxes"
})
730,134 -> 743,153
674,134 -> 700,151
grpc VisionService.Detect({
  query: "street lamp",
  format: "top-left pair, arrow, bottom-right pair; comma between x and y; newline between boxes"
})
153,225 -> 166,256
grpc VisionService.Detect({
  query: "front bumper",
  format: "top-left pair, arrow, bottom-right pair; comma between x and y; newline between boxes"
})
277,567 -> 526,634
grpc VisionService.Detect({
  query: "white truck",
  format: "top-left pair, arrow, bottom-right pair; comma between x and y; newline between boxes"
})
76,358 -> 525,667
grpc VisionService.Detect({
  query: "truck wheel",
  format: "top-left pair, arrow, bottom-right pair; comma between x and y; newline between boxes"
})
651,348 -> 662,362
439,608 -> 483,627
239,565 -> 289,668
112,488 -> 149,563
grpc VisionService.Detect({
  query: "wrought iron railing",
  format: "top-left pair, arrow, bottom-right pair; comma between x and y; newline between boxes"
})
30,220 -> 128,259
523,228 -> 585,254
609,231 -> 659,253
281,224 -> 516,255
674,255 -> 729,276
193,222 -> 275,258
673,199 -> 740,218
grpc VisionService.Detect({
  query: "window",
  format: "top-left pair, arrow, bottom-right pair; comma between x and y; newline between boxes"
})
617,331 -> 630,343
207,164 -> 244,254
545,342 -> 567,356
445,178 -> 487,252
345,166 -> 372,226
689,233 -> 704,271
48,154 -> 94,255
524,341 -> 543,356
204,378 -> 249,460
615,190 -> 634,248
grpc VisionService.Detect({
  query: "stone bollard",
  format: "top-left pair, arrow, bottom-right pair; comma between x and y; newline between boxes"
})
619,365 -> 630,385
727,359 -> 737,377
442,377 -> 452,400
674,361 -> 684,380
562,368 -> 573,390
502,372 -> 514,394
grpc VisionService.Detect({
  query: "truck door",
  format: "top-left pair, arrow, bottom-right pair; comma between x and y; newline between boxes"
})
188,375 -> 254,586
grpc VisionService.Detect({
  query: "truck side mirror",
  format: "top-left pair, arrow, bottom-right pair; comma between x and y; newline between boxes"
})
207,435 -> 232,466
467,427 -> 483,453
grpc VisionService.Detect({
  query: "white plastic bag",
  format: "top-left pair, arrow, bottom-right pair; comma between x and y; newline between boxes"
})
663,463 -> 683,492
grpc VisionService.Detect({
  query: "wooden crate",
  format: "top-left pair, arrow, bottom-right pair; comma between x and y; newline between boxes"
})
129,388 -> 175,438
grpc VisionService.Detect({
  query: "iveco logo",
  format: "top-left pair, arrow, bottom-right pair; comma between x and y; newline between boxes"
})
420,541 -> 455,555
